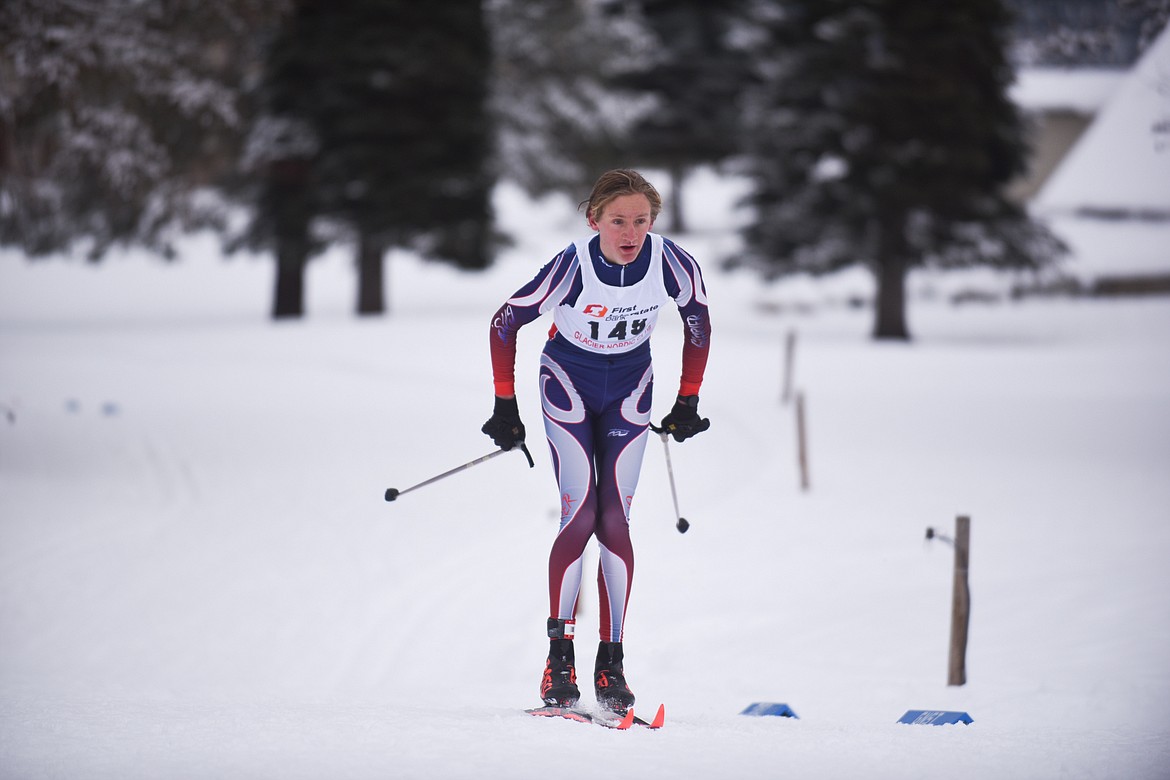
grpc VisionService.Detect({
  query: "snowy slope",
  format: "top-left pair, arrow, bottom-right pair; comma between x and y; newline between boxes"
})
1,181 -> 1169,779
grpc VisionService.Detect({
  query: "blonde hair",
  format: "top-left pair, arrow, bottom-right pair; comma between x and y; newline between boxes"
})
580,169 -> 662,223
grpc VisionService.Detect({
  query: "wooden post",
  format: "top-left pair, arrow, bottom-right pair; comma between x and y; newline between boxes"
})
795,391 -> 809,491
947,515 -> 971,686
781,330 -> 797,405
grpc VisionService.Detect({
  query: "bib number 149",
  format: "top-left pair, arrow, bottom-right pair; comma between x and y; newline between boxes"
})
588,318 -> 647,341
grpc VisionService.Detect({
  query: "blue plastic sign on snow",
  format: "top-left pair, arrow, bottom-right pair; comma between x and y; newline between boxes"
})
741,702 -> 799,718
898,710 -> 973,726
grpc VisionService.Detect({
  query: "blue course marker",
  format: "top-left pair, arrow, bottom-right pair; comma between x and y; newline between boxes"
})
898,710 -> 973,725
740,702 -> 799,718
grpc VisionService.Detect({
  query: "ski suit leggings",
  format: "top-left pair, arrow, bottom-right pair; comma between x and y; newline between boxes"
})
539,344 -> 653,644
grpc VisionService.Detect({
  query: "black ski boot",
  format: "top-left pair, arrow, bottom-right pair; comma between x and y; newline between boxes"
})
594,641 -> 635,714
540,618 -> 579,707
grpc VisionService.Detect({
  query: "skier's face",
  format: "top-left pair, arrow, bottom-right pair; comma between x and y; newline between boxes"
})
588,194 -> 654,265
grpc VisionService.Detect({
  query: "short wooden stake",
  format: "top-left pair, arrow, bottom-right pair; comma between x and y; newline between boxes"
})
781,330 -> 797,405
795,391 -> 809,491
947,515 -> 971,686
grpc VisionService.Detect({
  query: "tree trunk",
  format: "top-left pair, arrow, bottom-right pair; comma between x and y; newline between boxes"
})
356,231 -> 387,316
269,158 -> 311,320
272,237 -> 307,319
872,219 -> 911,341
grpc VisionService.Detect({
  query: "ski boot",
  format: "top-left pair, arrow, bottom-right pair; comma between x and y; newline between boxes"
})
540,618 -> 579,707
594,641 -> 635,714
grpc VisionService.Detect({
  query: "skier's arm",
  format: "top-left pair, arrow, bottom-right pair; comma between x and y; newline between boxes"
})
657,239 -> 712,442
483,248 -> 579,450
487,246 -> 579,398
662,239 -> 711,398
678,305 -> 710,397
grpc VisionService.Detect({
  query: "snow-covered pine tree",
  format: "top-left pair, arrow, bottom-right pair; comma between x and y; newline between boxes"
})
0,0 -> 277,260
609,0 -> 754,232
1007,0 -> 1154,66
486,0 -> 655,199
245,0 -> 494,318
737,0 -> 1065,340
371,0 -> 495,278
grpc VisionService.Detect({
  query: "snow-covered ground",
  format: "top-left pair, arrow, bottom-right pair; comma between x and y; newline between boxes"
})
2,177 -> 1169,779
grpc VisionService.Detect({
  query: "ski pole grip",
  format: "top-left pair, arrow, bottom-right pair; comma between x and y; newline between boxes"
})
518,441 -> 535,468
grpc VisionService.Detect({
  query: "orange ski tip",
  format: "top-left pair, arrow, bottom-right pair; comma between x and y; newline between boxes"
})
617,709 -> 636,730
649,704 -> 665,729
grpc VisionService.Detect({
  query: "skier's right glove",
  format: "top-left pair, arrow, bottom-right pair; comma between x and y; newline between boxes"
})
481,395 -> 526,451
655,395 -> 710,443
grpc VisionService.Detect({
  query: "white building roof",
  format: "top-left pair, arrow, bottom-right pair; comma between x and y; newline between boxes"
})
1032,23 -> 1170,217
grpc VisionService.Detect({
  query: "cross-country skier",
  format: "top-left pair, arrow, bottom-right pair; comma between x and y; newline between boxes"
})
481,169 -> 712,714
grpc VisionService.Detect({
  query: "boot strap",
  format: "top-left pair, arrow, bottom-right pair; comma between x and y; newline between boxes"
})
547,617 -> 576,640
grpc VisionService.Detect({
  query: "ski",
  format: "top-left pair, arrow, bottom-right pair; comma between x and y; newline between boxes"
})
527,705 -> 635,729
526,703 -> 664,730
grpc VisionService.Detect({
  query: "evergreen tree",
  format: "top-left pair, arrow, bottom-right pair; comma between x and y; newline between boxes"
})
244,0 -> 494,317
613,0 -> 754,231
0,0 -> 273,259
487,0 -> 655,198
237,1 -> 325,318
1007,0 -> 1152,66
346,0 -> 493,283
738,0 -> 1065,339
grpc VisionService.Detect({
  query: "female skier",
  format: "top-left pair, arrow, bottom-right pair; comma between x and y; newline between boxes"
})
481,169 -> 712,713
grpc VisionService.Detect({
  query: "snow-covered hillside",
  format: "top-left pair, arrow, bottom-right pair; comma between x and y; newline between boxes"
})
1,179 -> 1169,779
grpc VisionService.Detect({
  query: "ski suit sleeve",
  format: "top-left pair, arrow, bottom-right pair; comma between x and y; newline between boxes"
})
489,245 -> 581,398
662,238 -> 711,397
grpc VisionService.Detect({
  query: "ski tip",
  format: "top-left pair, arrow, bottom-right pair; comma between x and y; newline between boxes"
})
616,708 -> 637,730
629,703 -> 666,729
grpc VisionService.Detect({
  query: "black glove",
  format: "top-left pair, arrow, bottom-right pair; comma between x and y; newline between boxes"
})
481,396 -> 525,450
656,395 -> 710,443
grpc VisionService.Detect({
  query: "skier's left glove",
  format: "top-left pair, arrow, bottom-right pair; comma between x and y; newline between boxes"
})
481,395 -> 526,451
655,395 -> 710,443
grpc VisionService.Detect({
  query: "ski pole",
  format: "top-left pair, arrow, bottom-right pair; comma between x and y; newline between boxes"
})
384,441 -> 534,502
650,426 -> 690,534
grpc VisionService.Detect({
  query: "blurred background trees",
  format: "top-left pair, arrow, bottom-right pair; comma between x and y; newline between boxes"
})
238,0 -> 493,317
733,0 -> 1067,339
1,0 -> 1161,332
605,0 -> 754,233
1010,0 -> 1165,65
0,0 -> 279,260
487,0 -> 654,199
